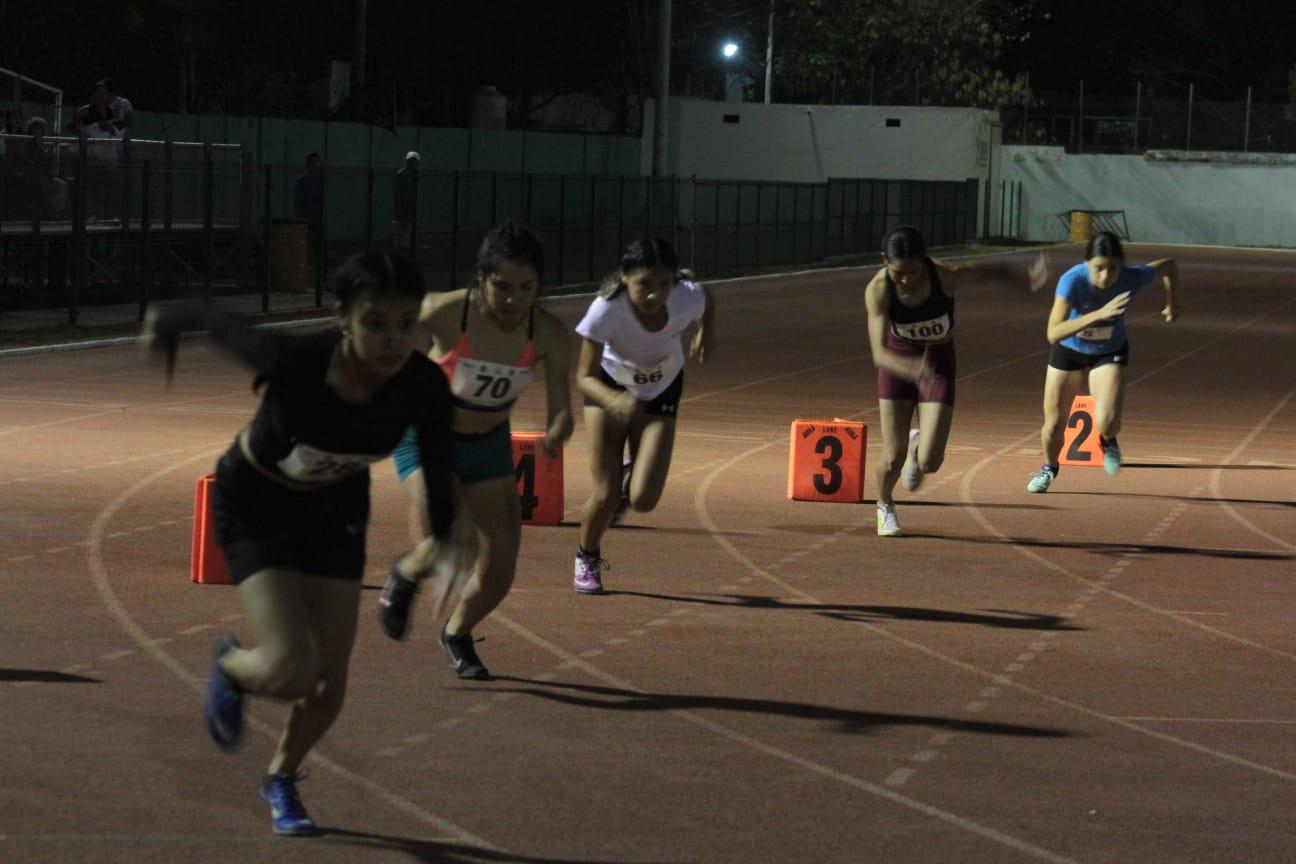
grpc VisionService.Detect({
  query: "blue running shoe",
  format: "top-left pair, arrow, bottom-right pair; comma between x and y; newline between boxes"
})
260,772 -> 319,837
1100,436 -> 1121,476
203,634 -> 244,751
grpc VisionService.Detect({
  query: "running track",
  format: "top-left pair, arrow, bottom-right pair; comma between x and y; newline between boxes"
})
2,244 -> 1293,863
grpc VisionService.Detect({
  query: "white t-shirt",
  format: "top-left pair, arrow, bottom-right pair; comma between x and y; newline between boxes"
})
575,279 -> 707,399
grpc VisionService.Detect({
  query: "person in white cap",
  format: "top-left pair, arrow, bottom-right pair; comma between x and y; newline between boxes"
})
394,151 -> 421,230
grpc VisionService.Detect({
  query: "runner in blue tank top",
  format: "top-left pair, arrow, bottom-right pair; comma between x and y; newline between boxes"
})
1028,233 -> 1179,492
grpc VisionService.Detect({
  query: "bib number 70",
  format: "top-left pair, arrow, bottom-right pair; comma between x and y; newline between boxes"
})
475,374 -> 512,400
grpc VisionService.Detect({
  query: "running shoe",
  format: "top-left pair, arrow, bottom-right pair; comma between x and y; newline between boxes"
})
439,626 -> 489,679
901,428 -> 924,492
377,563 -> 418,641
573,550 -> 609,594
203,634 -> 244,752
1027,464 -> 1057,493
260,772 -> 319,837
876,502 -> 901,537
1100,436 -> 1121,476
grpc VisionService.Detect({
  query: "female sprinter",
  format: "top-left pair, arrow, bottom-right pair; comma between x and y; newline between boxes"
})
142,252 -> 473,836
866,225 -> 1046,535
381,220 -> 573,680
572,237 -> 714,593
1027,232 -> 1177,492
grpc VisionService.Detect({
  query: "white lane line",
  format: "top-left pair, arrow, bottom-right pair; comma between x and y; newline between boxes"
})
178,624 -> 213,636
1117,717 -> 1296,725
1209,386 -> 1296,553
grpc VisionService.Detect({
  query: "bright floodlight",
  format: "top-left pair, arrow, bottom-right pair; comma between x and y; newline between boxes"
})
722,42 -> 739,59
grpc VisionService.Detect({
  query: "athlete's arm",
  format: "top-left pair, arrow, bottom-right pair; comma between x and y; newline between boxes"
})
934,257 -> 1033,294
413,369 -> 457,540
575,337 -> 638,424
1146,258 -> 1179,322
535,309 -> 574,457
141,303 -> 294,381
689,283 -> 716,362
864,271 -> 928,382
1045,291 -> 1131,344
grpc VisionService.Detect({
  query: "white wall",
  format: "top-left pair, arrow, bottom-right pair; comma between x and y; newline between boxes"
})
644,98 -> 995,184
999,146 -> 1296,247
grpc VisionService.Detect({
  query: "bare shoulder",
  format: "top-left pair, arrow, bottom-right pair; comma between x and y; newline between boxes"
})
864,267 -> 889,309
421,288 -> 466,322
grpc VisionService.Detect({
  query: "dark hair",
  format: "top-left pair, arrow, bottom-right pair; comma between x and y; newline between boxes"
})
305,152 -> 322,164
96,78 -> 116,93
1084,232 -> 1124,261
473,219 -> 544,284
599,237 -> 680,299
330,251 -> 425,313
882,225 -> 927,261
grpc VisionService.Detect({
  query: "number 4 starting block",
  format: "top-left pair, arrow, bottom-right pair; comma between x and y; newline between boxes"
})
787,419 -> 868,502
511,432 -> 563,525
1060,395 -> 1101,467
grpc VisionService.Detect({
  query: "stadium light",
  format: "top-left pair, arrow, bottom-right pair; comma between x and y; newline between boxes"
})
722,41 -> 739,60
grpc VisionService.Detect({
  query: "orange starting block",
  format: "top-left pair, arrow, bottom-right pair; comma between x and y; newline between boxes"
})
1060,395 -> 1102,467
787,419 -> 868,503
190,474 -> 231,585
512,432 -> 563,525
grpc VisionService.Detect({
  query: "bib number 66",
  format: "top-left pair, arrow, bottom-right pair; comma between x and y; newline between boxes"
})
632,369 -> 664,385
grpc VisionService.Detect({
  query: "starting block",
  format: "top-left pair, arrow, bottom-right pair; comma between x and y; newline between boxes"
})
787,419 -> 868,502
1060,394 -> 1101,467
512,432 -> 563,525
190,474 -> 231,585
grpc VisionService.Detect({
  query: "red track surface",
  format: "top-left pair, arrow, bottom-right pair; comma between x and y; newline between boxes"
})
2,244 -> 1294,864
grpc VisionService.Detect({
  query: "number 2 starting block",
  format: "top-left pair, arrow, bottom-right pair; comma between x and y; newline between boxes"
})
787,419 -> 868,502
511,432 -> 563,525
1060,395 -> 1101,467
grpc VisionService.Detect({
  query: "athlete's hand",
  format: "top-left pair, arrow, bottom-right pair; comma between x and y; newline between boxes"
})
1097,291 -> 1132,319
139,306 -> 178,383
689,325 -> 711,363
907,352 -> 935,386
1028,251 -> 1050,293
1162,304 -> 1178,323
606,389 -> 642,426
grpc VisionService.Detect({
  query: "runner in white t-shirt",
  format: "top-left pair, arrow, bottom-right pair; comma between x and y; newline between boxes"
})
572,238 -> 715,594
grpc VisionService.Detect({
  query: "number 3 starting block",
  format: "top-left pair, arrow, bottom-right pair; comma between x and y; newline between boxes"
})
511,432 -> 563,525
1060,395 -> 1101,467
787,419 -> 868,502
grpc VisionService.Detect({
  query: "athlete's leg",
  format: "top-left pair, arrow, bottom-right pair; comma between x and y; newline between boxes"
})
221,569 -> 320,700
875,398 -> 915,507
914,400 -> 954,475
623,413 -> 677,512
1087,362 -> 1126,439
1040,366 -> 1085,467
266,575 -> 361,776
445,474 -> 521,636
579,404 -> 629,553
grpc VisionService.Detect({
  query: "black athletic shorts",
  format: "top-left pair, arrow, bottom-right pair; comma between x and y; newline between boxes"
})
1048,341 -> 1129,372
210,445 -> 369,585
584,367 -> 685,417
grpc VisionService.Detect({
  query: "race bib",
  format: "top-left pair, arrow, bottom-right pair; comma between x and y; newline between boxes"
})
1078,325 -> 1114,341
609,352 -> 682,391
450,357 -> 533,408
892,313 -> 951,343
277,442 -> 382,483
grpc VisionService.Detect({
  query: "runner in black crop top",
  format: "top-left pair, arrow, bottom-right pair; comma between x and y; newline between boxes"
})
151,305 -> 455,538
143,249 -> 477,838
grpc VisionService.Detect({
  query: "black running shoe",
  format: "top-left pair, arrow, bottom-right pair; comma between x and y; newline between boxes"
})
439,626 -> 489,679
377,564 -> 419,641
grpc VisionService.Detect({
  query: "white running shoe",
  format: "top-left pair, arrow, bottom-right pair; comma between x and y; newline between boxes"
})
901,428 -> 924,492
876,502 -> 901,537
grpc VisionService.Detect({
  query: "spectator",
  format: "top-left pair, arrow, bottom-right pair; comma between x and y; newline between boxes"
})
101,78 -> 134,133
66,81 -> 124,220
393,150 -> 420,227
11,117 -> 63,220
293,152 -> 325,267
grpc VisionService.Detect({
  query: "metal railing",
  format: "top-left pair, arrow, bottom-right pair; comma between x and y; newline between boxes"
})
1,146 -> 978,331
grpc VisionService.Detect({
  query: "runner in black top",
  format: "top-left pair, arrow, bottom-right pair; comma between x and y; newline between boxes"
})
142,251 -> 474,837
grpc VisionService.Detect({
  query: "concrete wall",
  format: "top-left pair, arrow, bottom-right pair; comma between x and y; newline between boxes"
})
998,145 -> 1296,247
643,98 -> 996,184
